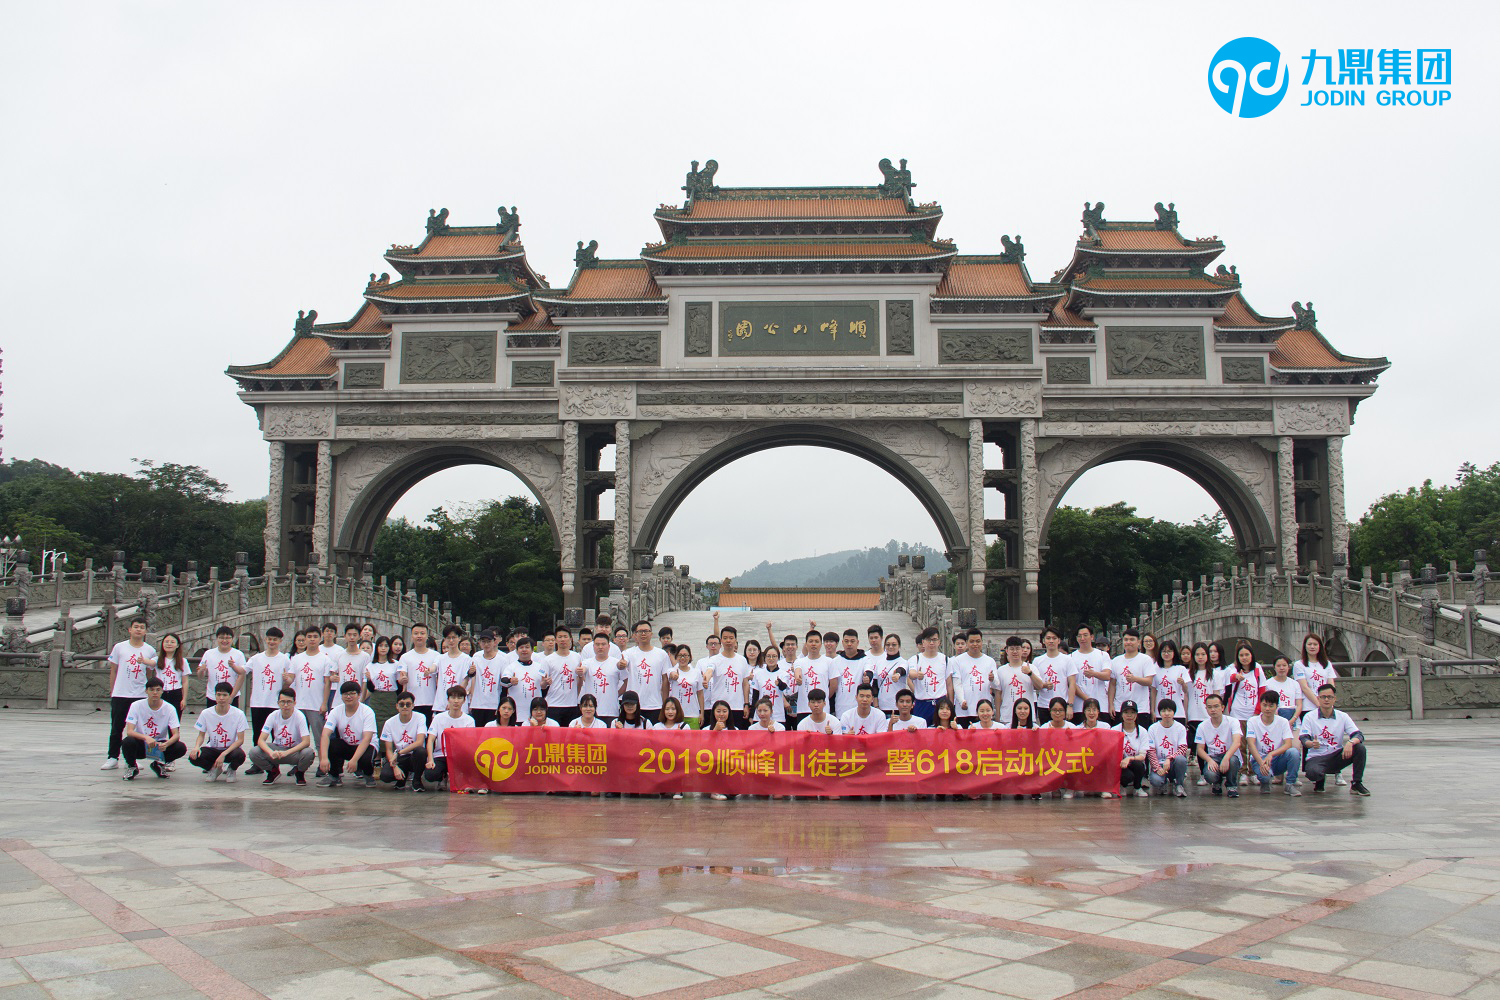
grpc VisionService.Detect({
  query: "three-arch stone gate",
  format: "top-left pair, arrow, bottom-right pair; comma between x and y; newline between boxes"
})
230,161 -> 1388,620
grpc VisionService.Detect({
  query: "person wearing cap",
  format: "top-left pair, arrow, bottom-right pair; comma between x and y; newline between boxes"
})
795,689 -> 845,734
1112,700 -> 1150,797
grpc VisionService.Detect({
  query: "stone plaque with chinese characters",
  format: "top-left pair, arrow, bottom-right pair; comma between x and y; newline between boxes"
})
720,301 -> 880,356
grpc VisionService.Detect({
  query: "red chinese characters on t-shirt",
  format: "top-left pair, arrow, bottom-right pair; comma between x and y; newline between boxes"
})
639,664 -> 654,686
1209,732 -> 1228,753
276,725 -> 295,747
212,721 -> 230,746
1159,678 -> 1178,699
479,666 -> 496,694
1259,731 -> 1277,754
128,653 -> 144,681
300,664 -> 316,684
262,665 -> 277,691
342,723 -> 356,742
143,715 -> 161,738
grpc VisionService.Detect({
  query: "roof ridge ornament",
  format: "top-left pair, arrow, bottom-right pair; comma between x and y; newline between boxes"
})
426,208 -> 450,236
575,240 -> 599,267
293,309 -> 317,336
683,159 -> 719,203
1081,201 -> 1106,234
877,157 -> 915,199
1153,201 -> 1179,231
999,235 -> 1026,264
1292,301 -> 1317,330
1215,264 -> 1239,279
366,272 -> 391,289
497,205 -> 520,234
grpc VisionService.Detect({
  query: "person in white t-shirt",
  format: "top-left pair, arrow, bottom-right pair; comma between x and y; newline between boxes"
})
667,644 -> 704,720
434,625 -> 473,709
749,696 -> 785,733
1113,701 -> 1150,797
467,629 -> 509,727
121,677 -> 184,780
249,688 -> 315,784
1225,643 -> 1264,722
970,698 -> 1004,730
1042,697 -> 1078,798
654,698 -> 692,731
907,627 -> 953,724
1247,691 -> 1302,795
188,682 -> 250,782
789,630 -> 832,729
1110,629 -> 1156,723
1261,656 -> 1303,724
569,693 -> 609,729
1031,626 -> 1072,717
154,633 -> 190,717
796,689 -> 845,734
1070,625 -> 1113,723
198,626 -> 248,710
547,627 -> 584,727
379,692 -> 428,791
319,681 -> 378,787
622,621 -> 672,723
990,636 -> 1037,726
103,617 -> 156,770
1184,642 -> 1220,783
1298,684 -> 1369,795
1295,634 -> 1340,719
523,696 -> 559,728
424,685 -> 475,789
315,623 -> 346,711
1151,639 -> 1190,727
1194,694 -> 1243,798
873,634 -> 907,712
840,683 -> 887,735
1146,699 -> 1190,797
829,629 -> 871,718
244,628 -> 290,769
704,628 -> 751,728
888,690 -> 927,732
751,644 -> 794,726
285,626 -> 332,769
397,624 -> 440,723
951,628 -> 998,727
504,637 -> 550,715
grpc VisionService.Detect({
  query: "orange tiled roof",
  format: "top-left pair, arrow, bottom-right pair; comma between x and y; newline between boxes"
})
321,301 -> 391,335
508,307 -> 559,332
647,241 -> 952,260
240,336 -> 336,377
717,590 -> 882,611
1041,300 -> 1096,328
561,265 -> 663,300
369,280 -> 527,300
1270,329 -> 1367,369
935,259 -> 1033,297
397,230 -> 518,258
1074,273 -> 1231,291
683,198 -> 915,220
1090,229 -> 1197,251
1217,293 -> 1290,329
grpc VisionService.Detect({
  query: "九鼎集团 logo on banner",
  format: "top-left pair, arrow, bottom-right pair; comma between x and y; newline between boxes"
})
1209,36 -> 1290,118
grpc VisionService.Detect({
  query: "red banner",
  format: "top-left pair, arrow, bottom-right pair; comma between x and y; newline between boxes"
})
446,727 -> 1122,796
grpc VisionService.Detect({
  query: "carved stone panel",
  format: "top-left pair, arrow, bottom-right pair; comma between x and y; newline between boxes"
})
964,380 -> 1041,417
1105,327 -> 1205,379
569,332 -> 661,366
1423,676 -> 1500,711
939,329 -> 1033,365
343,363 -> 385,389
720,301 -> 879,356
1274,399 -> 1348,435
264,405 -> 333,440
684,302 -> 712,357
887,300 -> 915,355
1046,358 -> 1091,384
1222,357 -> 1265,384
399,332 -> 497,384
512,361 -> 555,387
561,384 -> 634,419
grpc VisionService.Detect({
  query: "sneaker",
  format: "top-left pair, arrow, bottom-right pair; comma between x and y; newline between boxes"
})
262,766 -> 281,785
1101,791 -> 1115,799
1260,780 -> 1271,793
1227,788 -> 1239,798
224,769 -> 238,784
1197,776 -> 1209,786
1286,784 -> 1302,796
1212,784 -> 1223,796
123,766 -> 140,781
203,765 -> 219,782
150,761 -> 168,779
244,765 -> 264,776
362,776 -> 376,788
317,774 -> 340,787
393,778 -> 406,789
1062,789 -> 1075,799
1135,788 -> 1149,797
1173,783 -> 1187,798
100,758 -> 119,770
294,770 -> 307,786
1350,782 -> 1371,797
711,793 -> 728,801
413,784 -> 426,793
1313,779 -> 1325,793
672,793 -> 684,800
1336,775 -> 1348,786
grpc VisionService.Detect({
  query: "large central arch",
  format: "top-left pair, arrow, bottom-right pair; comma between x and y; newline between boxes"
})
633,422 -> 969,561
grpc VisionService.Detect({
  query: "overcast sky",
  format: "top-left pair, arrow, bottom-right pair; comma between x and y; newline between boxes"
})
3,2 -> 1494,581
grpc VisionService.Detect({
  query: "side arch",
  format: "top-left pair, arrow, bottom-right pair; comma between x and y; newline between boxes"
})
333,442 -> 562,566
1037,439 -> 1278,564
632,422 -> 969,560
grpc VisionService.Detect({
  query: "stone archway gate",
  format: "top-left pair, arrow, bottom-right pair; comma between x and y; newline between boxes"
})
230,163 -> 1388,620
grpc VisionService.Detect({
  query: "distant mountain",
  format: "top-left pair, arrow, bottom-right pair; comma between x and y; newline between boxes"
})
731,540 -> 948,588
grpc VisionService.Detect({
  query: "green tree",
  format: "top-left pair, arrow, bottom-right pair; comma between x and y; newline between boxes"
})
1350,461 -> 1500,575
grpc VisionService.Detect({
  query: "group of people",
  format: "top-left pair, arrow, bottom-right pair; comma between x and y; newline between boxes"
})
98,613 -> 1370,799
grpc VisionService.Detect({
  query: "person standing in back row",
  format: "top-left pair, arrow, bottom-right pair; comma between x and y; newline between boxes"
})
103,617 -> 156,771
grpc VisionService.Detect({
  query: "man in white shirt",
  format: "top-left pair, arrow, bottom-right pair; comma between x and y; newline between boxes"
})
1110,628 -> 1156,724
830,629 -> 872,719
188,682 -> 250,782
1194,694 -> 1243,798
582,632 -> 627,725
121,677 -> 184,780
316,622 -> 346,710
435,626 -> 473,711
467,629 -> 508,727
547,627 -> 583,727
504,636 -> 550,713
398,624 -> 440,723
198,626 -> 248,710
1146,699 -> 1190,797
792,630 -> 834,730
1070,624 -> 1112,724
319,681 -> 378,787
888,689 -> 927,732
907,627 -> 952,724
379,692 -> 428,791
840,683 -> 886,735
244,627 -> 290,765
991,635 -> 1039,726
103,617 -> 156,770
248,688 -> 315,785
1248,691 -> 1302,795
622,620 -> 671,723
285,625 -> 331,770
424,685 -> 475,789
950,628 -> 997,727
1031,626 -> 1073,718
704,627 -> 750,728
796,689 -> 846,734
1299,684 -> 1369,795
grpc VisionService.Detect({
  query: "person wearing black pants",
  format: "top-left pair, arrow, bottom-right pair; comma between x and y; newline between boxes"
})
120,679 -> 185,779
1114,701 -> 1151,798
319,682 -> 378,787
108,697 -> 134,762
325,732 -> 375,783
103,618 -> 156,769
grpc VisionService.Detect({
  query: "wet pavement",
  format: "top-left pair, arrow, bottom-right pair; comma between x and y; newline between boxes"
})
1,710 -> 1497,1000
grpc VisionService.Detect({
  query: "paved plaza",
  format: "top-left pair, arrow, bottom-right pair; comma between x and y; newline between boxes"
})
0,711 -> 1496,1000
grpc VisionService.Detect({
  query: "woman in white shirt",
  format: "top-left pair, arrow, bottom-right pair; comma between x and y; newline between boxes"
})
1262,656 -> 1303,724
749,697 -> 785,732
654,697 -> 691,731
1044,696 -> 1076,799
971,698 -> 1005,730
568,694 -> 608,729
524,697 -> 558,728
614,693 -> 649,729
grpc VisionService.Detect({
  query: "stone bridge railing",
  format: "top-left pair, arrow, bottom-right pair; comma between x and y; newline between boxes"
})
879,556 -> 971,645
600,556 -> 705,630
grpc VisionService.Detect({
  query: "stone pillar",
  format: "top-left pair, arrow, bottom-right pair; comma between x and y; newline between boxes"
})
560,420 -> 579,600
264,441 -> 285,572
312,440 -> 332,564
1327,435 -> 1349,564
613,420 -> 631,576
967,419 -> 986,601
1276,435 -> 1297,571
1018,417 -> 1040,619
